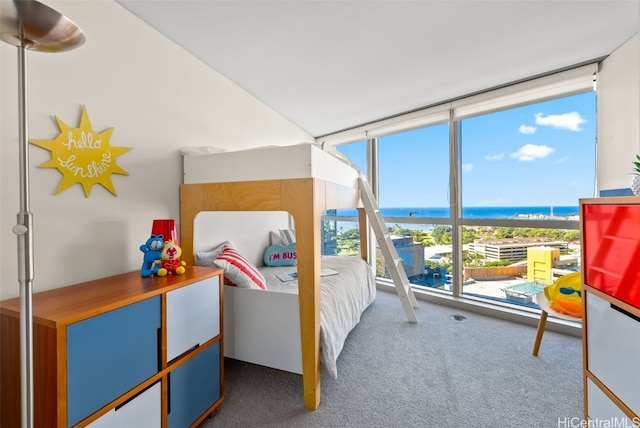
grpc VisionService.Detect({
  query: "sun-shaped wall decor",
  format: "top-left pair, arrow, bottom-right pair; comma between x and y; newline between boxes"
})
30,105 -> 131,197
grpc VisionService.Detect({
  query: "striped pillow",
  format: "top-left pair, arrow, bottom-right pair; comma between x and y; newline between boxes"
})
279,228 -> 296,245
213,247 -> 267,290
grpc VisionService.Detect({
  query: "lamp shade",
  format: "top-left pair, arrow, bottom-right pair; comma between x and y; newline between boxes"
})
151,219 -> 178,244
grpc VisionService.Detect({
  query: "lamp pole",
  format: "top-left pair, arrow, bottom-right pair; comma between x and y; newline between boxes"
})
0,2 -> 85,426
14,26 -> 35,426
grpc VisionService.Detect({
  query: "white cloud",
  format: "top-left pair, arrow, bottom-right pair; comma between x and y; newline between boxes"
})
510,144 -> 554,161
534,111 -> 586,132
462,163 -> 473,171
519,125 -> 537,134
485,153 -> 504,161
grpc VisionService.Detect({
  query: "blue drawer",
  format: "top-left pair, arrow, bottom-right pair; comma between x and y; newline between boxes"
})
168,342 -> 221,428
67,296 -> 161,427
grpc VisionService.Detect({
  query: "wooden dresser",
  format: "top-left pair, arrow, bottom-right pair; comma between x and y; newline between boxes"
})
0,266 -> 224,428
580,197 -> 640,424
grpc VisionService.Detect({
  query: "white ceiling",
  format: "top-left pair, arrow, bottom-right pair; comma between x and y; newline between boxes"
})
117,0 -> 639,138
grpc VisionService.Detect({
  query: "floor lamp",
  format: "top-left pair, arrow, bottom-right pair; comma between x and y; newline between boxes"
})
0,1 -> 84,427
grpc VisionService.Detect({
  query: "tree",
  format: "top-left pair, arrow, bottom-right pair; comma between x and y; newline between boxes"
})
337,227 -> 360,256
432,225 -> 452,245
462,227 -> 479,244
563,230 -> 581,242
493,227 -> 514,239
339,228 -> 360,240
484,260 -> 513,267
463,251 -> 484,267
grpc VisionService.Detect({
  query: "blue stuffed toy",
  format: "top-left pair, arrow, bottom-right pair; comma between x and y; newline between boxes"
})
140,234 -> 164,277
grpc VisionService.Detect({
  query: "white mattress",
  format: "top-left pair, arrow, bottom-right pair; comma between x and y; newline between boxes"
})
260,256 -> 376,379
182,143 -> 361,188
220,256 -> 375,378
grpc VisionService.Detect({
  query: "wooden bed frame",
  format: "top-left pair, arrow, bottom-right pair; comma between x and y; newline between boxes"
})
180,176 -> 369,410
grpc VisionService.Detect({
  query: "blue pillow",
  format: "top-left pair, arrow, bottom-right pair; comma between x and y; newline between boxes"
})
264,243 -> 297,267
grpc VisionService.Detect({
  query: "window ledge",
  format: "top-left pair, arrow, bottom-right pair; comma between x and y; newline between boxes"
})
376,281 -> 582,338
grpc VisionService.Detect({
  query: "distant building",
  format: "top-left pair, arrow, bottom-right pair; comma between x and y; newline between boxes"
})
376,235 -> 425,277
467,237 -> 568,262
321,217 -> 338,255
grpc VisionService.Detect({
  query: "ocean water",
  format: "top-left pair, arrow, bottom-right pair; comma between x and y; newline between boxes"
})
332,206 -> 579,219
329,206 -> 579,232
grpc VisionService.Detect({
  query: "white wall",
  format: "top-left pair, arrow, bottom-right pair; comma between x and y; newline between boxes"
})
0,0 -> 313,299
598,33 -> 640,193
1,2 -> 638,301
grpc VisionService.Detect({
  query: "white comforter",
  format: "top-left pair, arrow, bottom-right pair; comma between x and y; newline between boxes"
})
260,256 -> 376,379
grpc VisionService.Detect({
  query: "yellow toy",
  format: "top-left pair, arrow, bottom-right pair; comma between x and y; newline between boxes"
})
544,272 -> 582,318
157,240 -> 187,276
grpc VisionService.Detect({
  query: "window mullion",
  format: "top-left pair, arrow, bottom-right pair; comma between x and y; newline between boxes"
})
450,113 -> 463,297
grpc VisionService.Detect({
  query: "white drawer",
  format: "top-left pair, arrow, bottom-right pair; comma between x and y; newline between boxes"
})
586,291 -> 640,416
87,381 -> 161,428
587,378 -> 635,425
167,276 -> 221,362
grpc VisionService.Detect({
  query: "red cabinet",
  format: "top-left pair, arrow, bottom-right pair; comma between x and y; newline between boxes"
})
581,197 -> 640,424
582,202 -> 640,309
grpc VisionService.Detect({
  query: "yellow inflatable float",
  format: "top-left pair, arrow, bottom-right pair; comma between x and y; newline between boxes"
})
543,272 -> 582,318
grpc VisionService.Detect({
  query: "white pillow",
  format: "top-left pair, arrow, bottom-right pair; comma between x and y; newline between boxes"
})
213,246 -> 267,290
195,241 -> 235,267
270,230 -> 283,246
180,146 -> 226,156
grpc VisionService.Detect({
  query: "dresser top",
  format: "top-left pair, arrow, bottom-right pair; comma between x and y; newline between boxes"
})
0,266 -> 222,327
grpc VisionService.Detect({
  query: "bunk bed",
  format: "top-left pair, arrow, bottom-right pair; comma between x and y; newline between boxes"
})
180,143 -> 373,410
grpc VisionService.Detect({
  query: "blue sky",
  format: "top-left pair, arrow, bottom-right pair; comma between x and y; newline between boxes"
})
338,91 -> 596,208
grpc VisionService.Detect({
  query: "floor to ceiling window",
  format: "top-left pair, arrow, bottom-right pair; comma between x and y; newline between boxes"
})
375,124 -> 453,293
320,64 -> 597,314
457,91 -> 594,306
321,140 -> 368,256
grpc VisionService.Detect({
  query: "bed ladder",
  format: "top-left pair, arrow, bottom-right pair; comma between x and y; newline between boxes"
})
358,177 -> 418,323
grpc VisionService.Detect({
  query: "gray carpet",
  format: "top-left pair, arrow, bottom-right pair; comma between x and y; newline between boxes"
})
200,290 -> 583,428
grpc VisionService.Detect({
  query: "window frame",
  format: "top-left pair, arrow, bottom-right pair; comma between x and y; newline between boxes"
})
322,64 -> 595,317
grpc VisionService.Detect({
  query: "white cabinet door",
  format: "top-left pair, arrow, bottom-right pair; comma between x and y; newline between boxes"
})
166,275 -> 220,361
87,381 -> 161,428
586,291 -> 640,416
587,378 -> 635,425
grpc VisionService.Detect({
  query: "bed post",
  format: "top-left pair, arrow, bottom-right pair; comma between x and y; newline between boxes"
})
357,207 -> 368,262
282,178 -> 323,410
180,175 -> 361,410
179,183 -> 203,266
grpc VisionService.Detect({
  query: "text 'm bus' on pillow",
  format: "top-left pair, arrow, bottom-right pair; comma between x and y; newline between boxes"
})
264,243 -> 297,267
